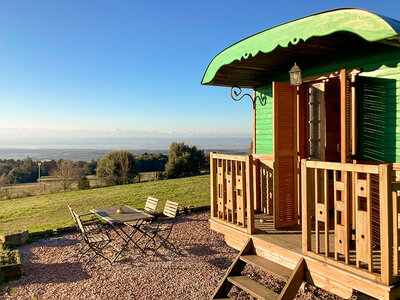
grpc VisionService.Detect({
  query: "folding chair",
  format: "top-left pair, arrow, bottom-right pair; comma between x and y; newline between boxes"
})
142,200 -> 179,251
73,211 -> 113,266
68,205 -> 104,257
68,205 -> 102,233
143,196 -> 159,215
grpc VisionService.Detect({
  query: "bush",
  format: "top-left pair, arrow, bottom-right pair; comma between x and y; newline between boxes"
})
77,175 -> 90,190
164,142 -> 206,179
96,150 -> 138,186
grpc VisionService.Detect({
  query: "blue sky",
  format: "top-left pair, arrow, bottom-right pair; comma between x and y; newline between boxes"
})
0,0 -> 399,138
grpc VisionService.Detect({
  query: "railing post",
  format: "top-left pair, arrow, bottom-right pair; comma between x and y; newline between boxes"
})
253,159 -> 260,212
379,163 -> 393,285
246,155 -> 255,234
210,152 -> 218,218
301,159 -> 311,254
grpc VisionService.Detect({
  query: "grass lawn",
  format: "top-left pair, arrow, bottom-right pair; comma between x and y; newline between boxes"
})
0,174 -> 210,234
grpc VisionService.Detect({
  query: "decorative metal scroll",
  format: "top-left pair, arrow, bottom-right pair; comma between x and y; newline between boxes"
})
230,86 -> 267,108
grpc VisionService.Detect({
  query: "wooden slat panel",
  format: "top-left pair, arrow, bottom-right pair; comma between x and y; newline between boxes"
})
334,171 -> 350,264
236,161 -> 245,226
273,82 -> 298,228
163,200 -> 179,218
355,173 -> 373,272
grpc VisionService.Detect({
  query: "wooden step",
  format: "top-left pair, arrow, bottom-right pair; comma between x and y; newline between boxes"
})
227,275 -> 279,300
240,255 -> 292,282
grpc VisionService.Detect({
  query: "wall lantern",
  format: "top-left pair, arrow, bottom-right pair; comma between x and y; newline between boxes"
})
289,62 -> 302,86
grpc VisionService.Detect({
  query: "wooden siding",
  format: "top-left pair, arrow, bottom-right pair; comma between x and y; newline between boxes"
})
255,85 -> 273,154
358,62 -> 400,162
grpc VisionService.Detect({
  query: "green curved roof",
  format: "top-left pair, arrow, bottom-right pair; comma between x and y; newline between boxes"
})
202,8 -> 400,86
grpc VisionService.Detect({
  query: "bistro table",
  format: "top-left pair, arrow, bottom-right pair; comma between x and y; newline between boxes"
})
90,205 -> 153,262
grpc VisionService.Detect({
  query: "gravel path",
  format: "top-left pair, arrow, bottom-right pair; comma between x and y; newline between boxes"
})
1,211 -> 346,299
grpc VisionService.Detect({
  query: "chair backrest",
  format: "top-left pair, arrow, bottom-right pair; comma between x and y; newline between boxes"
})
144,197 -> 159,213
73,211 -> 86,234
68,205 -> 78,225
163,200 -> 179,218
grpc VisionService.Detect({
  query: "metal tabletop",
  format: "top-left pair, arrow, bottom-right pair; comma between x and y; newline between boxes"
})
90,205 -> 153,224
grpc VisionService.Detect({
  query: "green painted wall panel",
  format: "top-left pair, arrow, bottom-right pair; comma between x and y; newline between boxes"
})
255,84 -> 273,154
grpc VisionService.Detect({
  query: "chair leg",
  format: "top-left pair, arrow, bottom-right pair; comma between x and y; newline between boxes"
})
83,240 -> 113,267
153,229 -> 176,251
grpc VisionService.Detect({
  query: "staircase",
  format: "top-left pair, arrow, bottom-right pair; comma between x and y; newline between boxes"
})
211,238 -> 305,300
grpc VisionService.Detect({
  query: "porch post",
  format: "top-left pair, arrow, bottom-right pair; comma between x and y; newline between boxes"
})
210,152 -> 218,218
246,155 -> 255,234
379,163 -> 393,285
301,159 -> 311,254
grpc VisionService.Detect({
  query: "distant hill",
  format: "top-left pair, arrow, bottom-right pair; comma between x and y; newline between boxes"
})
0,148 -> 248,161
0,136 -> 250,160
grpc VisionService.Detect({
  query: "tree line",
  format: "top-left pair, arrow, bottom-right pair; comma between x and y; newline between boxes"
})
0,142 -> 207,190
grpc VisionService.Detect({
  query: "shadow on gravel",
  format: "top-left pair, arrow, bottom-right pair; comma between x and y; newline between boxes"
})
35,238 -> 80,247
176,217 -> 208,224
207,257 -> 233,269
185,244 -> 218,256
20,262 -> 91,285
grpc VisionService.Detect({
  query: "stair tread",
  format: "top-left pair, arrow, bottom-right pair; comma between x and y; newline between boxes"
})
227,275 -> 278,300
240,254 -> 292,282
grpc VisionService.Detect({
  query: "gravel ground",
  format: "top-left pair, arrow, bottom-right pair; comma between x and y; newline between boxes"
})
1,212 -> 347,299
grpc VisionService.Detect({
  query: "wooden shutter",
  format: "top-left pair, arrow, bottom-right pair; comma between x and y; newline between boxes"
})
273,82 -> 298,228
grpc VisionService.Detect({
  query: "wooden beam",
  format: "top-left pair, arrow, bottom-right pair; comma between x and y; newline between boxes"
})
246,155 -> 255,234
253,89 -> 256,154
278,258 -> 305,300
213,153 -> 247,162
380,164 -> 394,285
210,152 -> 217,218
305,160 -> 379,174
302,159 -> 311,254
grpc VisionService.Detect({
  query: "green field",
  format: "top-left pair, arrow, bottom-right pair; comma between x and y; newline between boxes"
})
0,174 -> 210,234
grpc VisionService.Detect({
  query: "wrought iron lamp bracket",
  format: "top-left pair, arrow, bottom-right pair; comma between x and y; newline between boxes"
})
230,86 -> 267,108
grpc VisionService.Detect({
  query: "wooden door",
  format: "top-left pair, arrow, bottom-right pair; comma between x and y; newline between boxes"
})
308,82 -> 325,160
273,82 -> 298,228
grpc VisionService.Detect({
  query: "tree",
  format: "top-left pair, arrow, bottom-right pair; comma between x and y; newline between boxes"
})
135,152 -> 168,172
7,157 -> 38,184
96,150 -> 137,186
164,142 -> 206,179
78,175 -> 90,190
52,160 -> 83,191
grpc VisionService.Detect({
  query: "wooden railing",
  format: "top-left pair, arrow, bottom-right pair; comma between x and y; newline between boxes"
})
210,153 -> 274,234
210,153 -> 254,234
392,180 -> 400,282
302,159 -> 399,285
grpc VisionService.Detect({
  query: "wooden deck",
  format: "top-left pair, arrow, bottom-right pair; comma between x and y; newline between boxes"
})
254,214 -> 383,274
210,217 -> 400,300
